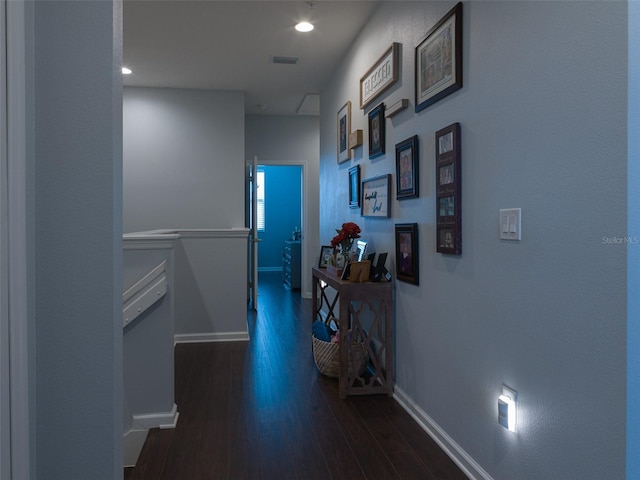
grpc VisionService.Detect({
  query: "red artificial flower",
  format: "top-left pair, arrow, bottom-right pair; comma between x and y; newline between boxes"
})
330,222 -> 361,247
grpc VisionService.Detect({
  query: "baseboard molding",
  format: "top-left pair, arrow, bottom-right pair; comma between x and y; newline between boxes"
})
393,386 -> 493,480
132,403 -> 180,430
123,429 -> 149,468
174,331 -> 250,344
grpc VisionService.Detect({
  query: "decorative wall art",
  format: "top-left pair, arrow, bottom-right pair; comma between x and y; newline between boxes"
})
395,223 -> 419,285
349,165 -> 360,209
337,101 -> 352,164
435,122 -> 461,254
415,2 -> 462,113
361,174 -> 391,217
360,43 -> 400,109
395,135 -> 419,200
368,103 -> 386,159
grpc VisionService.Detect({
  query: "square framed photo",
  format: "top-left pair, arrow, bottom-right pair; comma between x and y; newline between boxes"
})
349,165 -> 360,209
395,135 -> 419,199
415,2 -> 462,113
368,102 -> 386,159
318,245 -> 334,268
435,122 -> 461,255
337,101 -> 352,164
395,223 -> 419,285
361,174 -> 391,217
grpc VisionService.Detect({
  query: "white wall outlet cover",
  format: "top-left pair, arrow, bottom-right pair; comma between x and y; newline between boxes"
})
499,208 -> 522,241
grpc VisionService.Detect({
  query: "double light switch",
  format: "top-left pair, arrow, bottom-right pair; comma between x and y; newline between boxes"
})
500,208 -> 522,241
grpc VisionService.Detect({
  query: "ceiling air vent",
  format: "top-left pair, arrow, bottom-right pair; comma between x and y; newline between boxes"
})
271,55 -> 299,65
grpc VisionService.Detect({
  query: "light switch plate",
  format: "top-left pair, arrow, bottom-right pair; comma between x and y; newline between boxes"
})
499,208 -> 521,241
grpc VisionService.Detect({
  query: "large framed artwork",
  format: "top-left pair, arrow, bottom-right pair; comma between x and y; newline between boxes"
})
337,101 -> 352,164
415,2 -> 462,113
435,122 -> 461,254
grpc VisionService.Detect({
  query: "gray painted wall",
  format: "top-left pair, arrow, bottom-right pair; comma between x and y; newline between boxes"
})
33,1 -> 123,478
320,2 -> 627,479
123,87 -> 245,232
245,115 -> 320,297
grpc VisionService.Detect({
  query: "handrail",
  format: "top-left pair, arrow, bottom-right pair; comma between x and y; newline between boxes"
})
123,261 -> 167,328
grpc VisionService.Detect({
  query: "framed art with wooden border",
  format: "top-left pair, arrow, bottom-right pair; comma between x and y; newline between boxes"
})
360,42 -> 400,109
415,2 -> 462,113
318,245 -> 334,268
435,122 -> 461,254
337,101 -> 352,164
368,102 -> 386,159
349,165 -> 360,208
395,223 -> 419,285
361,174 -> 391,217
396,135 -> 419,199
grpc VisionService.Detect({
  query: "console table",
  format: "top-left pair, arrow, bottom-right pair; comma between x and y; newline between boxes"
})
312,267 -> 393,398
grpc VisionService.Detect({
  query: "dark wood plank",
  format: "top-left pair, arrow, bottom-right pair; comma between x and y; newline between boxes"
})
126,271 -> 468,480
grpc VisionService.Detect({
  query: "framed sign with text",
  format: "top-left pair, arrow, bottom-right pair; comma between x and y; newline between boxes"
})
360,43 -> 400,109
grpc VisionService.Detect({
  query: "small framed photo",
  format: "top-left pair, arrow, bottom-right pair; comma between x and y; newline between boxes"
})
395,135 -> 419,199
349,165 -> 360,208
361,174 -> 391,217
355,239 -> 367,261
318,245 -> 334,268
368,103 -> 386,159
415,2 -> 463,113
395,223 -> 419,285
337,101 -> 352,164
435,122 -> 461,255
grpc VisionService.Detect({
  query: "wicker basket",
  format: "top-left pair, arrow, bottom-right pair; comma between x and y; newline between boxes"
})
312,334 -> 368,378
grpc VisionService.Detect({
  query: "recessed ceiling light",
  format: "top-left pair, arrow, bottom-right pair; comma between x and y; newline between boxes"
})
122,67 -> 132,75
295,22 -> 314,33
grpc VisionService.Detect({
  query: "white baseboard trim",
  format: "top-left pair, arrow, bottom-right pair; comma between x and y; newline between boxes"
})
132,403 -> 179,430
393,386 -> 493,480
123,429 -> 148,468
174,331 -> 250,344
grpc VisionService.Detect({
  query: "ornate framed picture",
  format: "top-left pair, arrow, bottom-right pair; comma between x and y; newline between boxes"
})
415,2 -> 462,113
361,174 -> 391,217
337,101 -> 352,164
395,135 -> 419,199
435,122 -> 461,254
395,223 -> 419,285
368,103 -> 386,159
349,165 -> 360,208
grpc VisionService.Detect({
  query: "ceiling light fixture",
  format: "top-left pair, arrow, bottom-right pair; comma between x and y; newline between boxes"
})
295,1 -> 315,32
122,67 -> 132,75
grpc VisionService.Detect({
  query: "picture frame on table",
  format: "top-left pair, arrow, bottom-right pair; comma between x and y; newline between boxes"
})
435,122 -> 461,255
368,103 -> 386,159
337,101 -> 352,164
415,2 -> 463,113
395,135 -> 419,199
361,174 -> 391,218
395,223 -> 419,285
318,245 -> 334,268
349,165 -> 360,209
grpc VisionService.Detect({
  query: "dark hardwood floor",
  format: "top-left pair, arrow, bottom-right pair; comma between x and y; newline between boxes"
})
125,271 -> 468,480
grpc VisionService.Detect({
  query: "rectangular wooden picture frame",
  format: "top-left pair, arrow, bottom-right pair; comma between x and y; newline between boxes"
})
349,165 -> 360,209
368,102 -> 386,159
361,174 -> 391,217
396,135 -> 419,199
360,43 -> 400,109
435,122 -> 461,254
415,2 -> 463,113
337,101 -> 352,164
395,223 -> 419,285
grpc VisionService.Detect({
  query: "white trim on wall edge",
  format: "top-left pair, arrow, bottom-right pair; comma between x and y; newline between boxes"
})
123,429 -> 148,468
174,331 -> 250,344
132,403 -> 179,430
393,386 -> 493,480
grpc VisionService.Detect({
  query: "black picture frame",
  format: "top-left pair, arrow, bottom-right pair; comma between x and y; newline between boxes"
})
395,223 -> 419,285
318,245 -> 334,268
395,135 -> 419,199
349,165 -> 360,208
368,103 -> 386,159
337,101 -> 352,164
435,122 -> 461,255
415,2 -> 463,113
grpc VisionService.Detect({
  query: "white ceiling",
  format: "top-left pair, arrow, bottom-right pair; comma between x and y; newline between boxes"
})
123,0 -> 381,115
